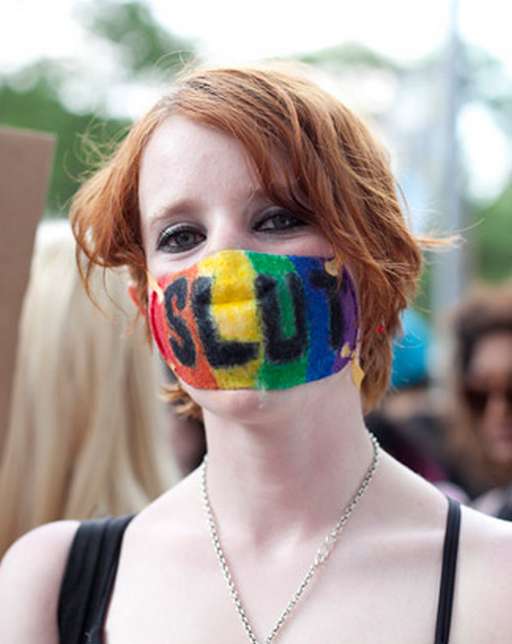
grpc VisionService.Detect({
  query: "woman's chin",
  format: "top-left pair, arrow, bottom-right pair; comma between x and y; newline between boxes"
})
179,369 -> 350,424
181,384 -> 287,423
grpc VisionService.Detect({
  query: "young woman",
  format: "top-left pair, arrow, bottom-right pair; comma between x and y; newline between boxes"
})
1,64 -> 511,644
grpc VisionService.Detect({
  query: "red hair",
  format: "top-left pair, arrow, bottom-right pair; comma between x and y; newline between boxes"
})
71,62 -> 441,417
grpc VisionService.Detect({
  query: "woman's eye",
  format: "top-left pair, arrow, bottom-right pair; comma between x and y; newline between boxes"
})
255,210 -> 306,232
157,226 -> 205,253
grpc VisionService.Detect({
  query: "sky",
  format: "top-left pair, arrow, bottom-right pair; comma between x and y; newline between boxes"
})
2,0 -> 512,72
1,0 -> 512,203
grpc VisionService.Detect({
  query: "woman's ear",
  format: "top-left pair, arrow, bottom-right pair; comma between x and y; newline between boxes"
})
128,283 -> 147,316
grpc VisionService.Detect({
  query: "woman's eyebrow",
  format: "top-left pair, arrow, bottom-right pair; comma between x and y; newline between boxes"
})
148,198 -> 199,231
246,187 -> 277,206
147,187 -> 277,234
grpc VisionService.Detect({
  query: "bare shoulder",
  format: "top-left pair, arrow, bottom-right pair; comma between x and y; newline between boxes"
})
0,520 -> 80,644
460,503 -> 512,569
454,505 -> 512,643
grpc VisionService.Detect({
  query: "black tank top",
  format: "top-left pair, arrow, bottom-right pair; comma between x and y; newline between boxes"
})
58,497 -> 461,644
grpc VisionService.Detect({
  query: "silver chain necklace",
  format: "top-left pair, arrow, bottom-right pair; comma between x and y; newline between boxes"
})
200,432 -> 380,644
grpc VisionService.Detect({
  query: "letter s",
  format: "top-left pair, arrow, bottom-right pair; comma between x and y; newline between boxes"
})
164,277 -> 196,367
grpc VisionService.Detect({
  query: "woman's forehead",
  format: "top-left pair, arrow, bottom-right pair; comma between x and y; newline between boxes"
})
138,115 -> 298,224
139,116 -> 263,219
469,332 -> 512,378
141,115 -> 253,176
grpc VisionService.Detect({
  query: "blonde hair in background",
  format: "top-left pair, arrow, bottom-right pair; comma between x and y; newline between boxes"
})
0,220 -> 177,558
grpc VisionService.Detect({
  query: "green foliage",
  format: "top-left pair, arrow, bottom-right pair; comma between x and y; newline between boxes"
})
0,63 -> 129,214
413,261 -> 434,319
460,46 -> 512,134
78,0 -> 195,74
473,187 -> 512,282
300,42 -> 398,71
0,2 -> 195,216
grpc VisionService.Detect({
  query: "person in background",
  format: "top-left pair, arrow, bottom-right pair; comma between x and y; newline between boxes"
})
387,308 -> 433,419
0,220 -> 178,559
448,281 -> 512,517
366,309 -> 466,500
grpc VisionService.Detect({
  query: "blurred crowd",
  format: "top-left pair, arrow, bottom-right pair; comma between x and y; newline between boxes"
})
1,219 -> 511,558
369,286 -> 512,511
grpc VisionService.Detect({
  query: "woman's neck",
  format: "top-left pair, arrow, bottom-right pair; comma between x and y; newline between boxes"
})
201,369 -> 375,549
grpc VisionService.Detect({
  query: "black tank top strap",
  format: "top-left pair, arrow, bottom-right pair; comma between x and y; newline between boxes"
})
434,496 -> 462,644
57,514 -> 135,644
57,501 -> 462,643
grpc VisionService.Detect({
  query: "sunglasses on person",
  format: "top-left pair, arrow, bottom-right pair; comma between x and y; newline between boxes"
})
462,383 -> 512,416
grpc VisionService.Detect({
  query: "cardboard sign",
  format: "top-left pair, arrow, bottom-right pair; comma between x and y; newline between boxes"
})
0,127 -> 55,452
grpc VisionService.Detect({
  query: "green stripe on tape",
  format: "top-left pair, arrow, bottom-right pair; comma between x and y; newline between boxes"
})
247,251 -> 308,388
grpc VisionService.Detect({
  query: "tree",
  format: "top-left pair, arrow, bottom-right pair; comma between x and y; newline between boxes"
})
78,0 -> 194,75
473,185 -> 512,282
0,1 -> 195,215
298,41 -> 512,286
0,61 -> 129,213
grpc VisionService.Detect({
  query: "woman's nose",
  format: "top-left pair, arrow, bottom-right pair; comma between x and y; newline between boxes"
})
205,213 -> 256,254
483,390 -> 512,424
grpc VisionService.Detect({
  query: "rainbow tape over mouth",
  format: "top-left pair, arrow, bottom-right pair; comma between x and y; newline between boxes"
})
148,250 -> 359,390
